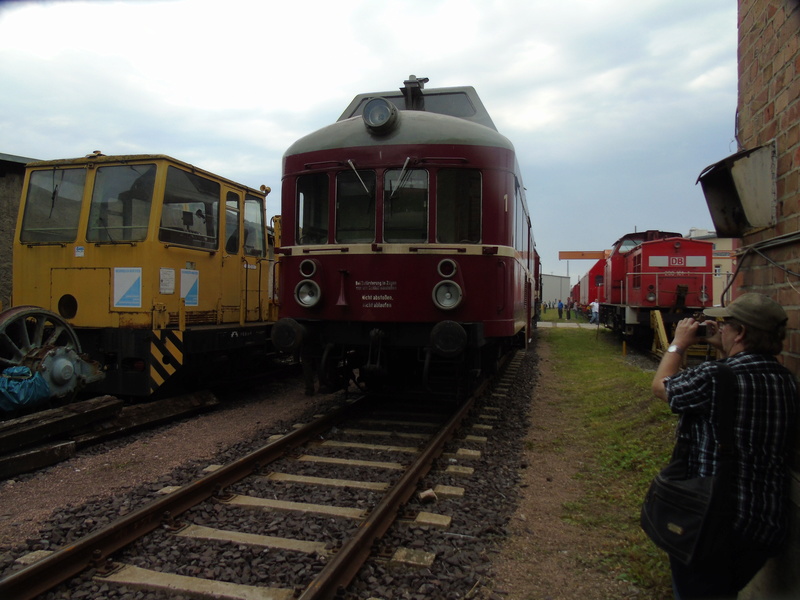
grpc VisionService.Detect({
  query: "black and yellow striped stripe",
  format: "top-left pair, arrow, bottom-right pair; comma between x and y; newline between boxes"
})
149,330 -> 184,394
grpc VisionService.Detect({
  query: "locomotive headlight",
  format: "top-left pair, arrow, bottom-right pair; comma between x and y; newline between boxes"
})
646,285 -> 657,303
295,279 -> 322,308
299,259 -> 318,277
363,97 -> 399,134
432,280 -> 463,310
437,259 -> 458,278
699,287 -> 709,303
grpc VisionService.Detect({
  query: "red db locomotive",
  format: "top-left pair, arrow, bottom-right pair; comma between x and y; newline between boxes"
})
589,230 -> 713,342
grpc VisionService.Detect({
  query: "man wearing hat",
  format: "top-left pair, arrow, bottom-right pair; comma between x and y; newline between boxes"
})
651,293 -> 797,599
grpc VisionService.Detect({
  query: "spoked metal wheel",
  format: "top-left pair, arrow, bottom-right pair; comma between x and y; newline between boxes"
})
0,306 -> 82,370
0,306 -> 102,402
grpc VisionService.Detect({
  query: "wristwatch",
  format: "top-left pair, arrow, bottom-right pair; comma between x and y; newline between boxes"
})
667,344 -> 683,355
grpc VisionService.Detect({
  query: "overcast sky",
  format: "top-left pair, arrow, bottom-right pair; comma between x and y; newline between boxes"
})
0,0 -> 737,281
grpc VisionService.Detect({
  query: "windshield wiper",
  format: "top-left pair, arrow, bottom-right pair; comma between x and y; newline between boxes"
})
388,157 -> 412,200
347,159 -> 371,196
49,168 -> 64,218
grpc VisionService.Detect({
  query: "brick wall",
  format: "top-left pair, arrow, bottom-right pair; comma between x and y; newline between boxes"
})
736,1 -> 800,597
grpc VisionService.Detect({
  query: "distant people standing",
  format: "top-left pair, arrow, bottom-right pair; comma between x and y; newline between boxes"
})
589,299 -> 599,324
566,299 -> 572,320
557,300 -> 564,319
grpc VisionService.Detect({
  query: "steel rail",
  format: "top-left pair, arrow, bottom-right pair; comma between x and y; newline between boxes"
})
0,395 -> 367,600
298,376 -> 491,600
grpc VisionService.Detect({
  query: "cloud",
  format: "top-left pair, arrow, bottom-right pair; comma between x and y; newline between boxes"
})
0,0 -> 738,279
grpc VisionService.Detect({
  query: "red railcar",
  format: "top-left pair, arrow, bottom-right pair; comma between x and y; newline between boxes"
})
570,282 -> 580,304
271,77 -> 538,396
579,258 -> 605,304
598,230 -> 713,340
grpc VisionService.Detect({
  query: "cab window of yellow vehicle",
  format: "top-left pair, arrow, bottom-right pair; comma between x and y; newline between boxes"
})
336,170 -> 375,243
244,194 -> 266,256
20,168 -> 86,242
297,173 -> 328,245
158,167 -> 220,250
384,169 -> 428,242
225,192 -> 241,253
436,169 -> 481,243
87,164 -> 156,242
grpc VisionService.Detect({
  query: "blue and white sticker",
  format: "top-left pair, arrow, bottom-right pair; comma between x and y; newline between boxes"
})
114,267 -> 142,308
181,269 -> 199,307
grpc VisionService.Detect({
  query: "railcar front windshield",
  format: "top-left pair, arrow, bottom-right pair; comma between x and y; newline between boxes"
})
87,164 -> 155,242
297,173 -> 329,245
384,169 -> 428,242
436,169 -> 481,243
336,170 -> 375,243
20,168 -> 86,243
158,166 -> 220,250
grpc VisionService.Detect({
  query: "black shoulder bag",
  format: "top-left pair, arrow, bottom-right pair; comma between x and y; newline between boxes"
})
640,362 -> 738,566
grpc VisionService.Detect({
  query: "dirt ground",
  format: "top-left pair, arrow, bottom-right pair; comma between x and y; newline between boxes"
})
0,381 -> 327,548
488,335 -> 644,600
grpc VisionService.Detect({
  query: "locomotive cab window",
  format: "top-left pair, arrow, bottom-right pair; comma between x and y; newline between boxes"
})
87,164 -> 155,242
632,254 -> 642,288
159,167 -> 220,250
297,173 -> 329,245
244,194 -> 266,256
336,170 -> 375,243
20,168 -> 86,243
436,169 -> 481,243
225,192 -> 264,256
384,169 -> 428,243
224,191 -> 241,253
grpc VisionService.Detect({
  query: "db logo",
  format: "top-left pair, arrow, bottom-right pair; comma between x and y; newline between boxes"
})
670,257 -> 686,266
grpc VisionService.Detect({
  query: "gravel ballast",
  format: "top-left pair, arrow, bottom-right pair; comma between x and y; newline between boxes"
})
0,349 -> 539,599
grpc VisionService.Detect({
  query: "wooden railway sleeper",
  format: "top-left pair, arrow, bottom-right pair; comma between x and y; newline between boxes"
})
296,387 -> 477,600
0,396 -> 366,600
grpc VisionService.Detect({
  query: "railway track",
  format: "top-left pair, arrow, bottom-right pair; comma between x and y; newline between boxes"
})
0,350 -> 529,600
0,360 -> 301,479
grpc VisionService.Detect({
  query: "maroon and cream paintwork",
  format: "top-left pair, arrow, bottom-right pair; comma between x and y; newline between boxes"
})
272,81 -> 538,384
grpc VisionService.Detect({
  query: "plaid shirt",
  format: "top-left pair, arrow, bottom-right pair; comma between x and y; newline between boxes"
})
665,351 -> 797,548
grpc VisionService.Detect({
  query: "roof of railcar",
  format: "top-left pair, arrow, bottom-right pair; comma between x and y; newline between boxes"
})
284,81 -> 514,157
24,153 -> 267,197
339,84 -> 497,130
284,110 -> 514,158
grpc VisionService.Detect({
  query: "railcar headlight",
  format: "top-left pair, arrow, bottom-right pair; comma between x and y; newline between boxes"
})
699,287 -> 709,303
432,280 -> 463,310
437,259 -> 458,278
299,259 -> 318,277
295,279 -> 322,308
646,285 -> 657,303
363,97 -> 398,134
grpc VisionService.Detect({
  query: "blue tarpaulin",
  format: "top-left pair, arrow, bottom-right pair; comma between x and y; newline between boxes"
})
0,366 -> 51,415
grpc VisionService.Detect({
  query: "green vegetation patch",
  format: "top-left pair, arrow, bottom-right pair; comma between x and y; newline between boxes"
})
541,327 -> 675,595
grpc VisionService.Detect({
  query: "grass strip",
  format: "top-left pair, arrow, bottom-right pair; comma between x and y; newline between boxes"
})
538,324 -> 675,595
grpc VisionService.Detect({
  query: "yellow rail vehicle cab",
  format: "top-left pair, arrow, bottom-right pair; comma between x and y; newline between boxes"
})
9,153 -> 277,398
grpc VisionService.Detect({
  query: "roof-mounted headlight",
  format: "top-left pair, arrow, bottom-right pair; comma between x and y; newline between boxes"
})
363,97 -> 398,134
